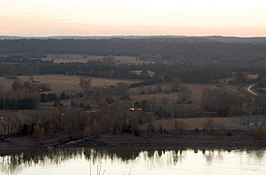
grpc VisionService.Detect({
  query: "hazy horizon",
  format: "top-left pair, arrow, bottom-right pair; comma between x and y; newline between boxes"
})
1,34 -> 266,38
1,0 -> 266,37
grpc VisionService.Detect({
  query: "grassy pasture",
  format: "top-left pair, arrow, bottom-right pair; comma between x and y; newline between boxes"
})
34,54 -> 149,65
0,75 -> 139,93
130,82 -> 239,106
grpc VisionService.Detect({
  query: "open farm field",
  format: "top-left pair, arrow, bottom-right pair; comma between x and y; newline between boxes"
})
130,82 -> 239,105
34,54 -> 149,65
184,83 -> 238,104
0,75 -> 139,93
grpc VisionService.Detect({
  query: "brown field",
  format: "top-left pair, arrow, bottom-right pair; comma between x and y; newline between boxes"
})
246,73 -> 259,80
0,75 -> 139,93
114,56 -> 151,65
184,83 -> 238,104
43,54 -> 102,63
32,54 -> 149,65
131,93 -> 179,104
130,83 -> 239,105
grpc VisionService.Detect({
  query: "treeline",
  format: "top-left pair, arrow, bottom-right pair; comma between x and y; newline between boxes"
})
1,38 -> 266,62
0,59 -> 232,84
0,98 -> 37,109
0,81 -> 39,109
162,64 -> 231,83
40,91 -> 69,107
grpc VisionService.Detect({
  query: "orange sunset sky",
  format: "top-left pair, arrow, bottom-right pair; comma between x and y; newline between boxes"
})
0,0 -> 266,37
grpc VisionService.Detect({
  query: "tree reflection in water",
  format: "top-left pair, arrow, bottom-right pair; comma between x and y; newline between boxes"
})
0,148 -> 265,174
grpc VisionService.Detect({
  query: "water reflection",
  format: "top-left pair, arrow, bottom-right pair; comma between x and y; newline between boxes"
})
0,147 -> 266,175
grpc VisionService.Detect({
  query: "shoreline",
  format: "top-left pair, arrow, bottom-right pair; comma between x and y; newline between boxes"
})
1,131 -> 266,155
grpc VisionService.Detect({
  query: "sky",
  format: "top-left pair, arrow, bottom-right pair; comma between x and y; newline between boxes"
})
0,0 -> 266,37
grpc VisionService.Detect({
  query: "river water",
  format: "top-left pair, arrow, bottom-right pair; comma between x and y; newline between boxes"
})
0,148 -> 266,175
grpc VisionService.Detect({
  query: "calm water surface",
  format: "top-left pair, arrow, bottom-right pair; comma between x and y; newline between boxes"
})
0,148 -> 266,175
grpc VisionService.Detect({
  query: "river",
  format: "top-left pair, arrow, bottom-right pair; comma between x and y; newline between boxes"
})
0,147 -> 266,175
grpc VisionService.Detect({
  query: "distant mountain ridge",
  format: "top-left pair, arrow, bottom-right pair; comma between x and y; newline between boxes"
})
203,36 -> 266,44
1,35 -> 266,44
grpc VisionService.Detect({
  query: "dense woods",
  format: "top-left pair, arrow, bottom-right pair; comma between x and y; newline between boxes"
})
1,38 -> 266,64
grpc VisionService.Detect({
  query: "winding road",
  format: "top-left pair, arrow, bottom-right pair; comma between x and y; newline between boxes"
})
247,84 -> 258,96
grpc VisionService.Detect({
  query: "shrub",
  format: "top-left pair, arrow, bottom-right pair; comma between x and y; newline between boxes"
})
83,121 -> 93,137
158,124 -> 165,134
33,124 -> 44,141
173,120 -> 184,133
194,128 -> 199,132
147,123 -> 155,134
226,131 -> 233,136
8,116 -> 21,135
254,127 -> 264,139
205,119 -> 214,134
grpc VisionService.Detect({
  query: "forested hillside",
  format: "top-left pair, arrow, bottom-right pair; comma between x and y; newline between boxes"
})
1,38 -> 266,62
